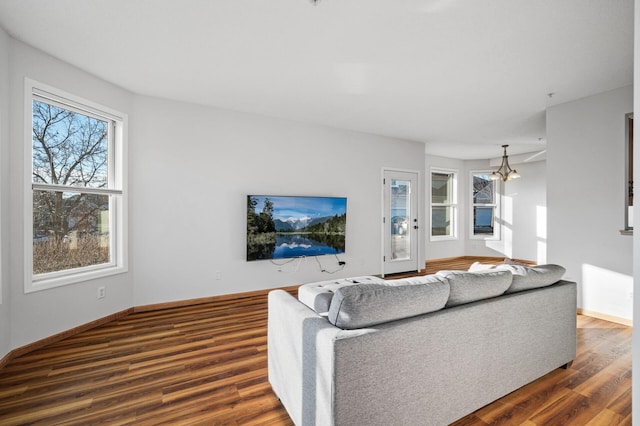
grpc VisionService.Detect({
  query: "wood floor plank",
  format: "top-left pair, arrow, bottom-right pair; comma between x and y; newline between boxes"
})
585,408 -> 628,426
0,397 -> 94,425
529,389 -> 592,425
0,256 -> 631,425
609,387 -> 633,419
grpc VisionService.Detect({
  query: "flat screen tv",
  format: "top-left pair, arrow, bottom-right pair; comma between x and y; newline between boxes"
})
247,195 -> 347,261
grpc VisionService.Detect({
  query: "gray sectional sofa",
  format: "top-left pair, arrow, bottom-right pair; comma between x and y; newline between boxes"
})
268,264 -> 576,426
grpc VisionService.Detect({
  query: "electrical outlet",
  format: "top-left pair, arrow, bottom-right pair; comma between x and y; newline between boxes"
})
98,286 -> 106,299
629,292 -> 634,301
215,271 -> 222,280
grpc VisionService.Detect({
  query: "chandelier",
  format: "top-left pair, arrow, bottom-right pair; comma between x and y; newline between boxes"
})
490,145 -> 521,182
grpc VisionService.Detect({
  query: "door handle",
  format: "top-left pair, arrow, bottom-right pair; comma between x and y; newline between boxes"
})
414,225 -> 419,229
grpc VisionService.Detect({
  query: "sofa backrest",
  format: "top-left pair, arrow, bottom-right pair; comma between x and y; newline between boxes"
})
296,264 -> 566,329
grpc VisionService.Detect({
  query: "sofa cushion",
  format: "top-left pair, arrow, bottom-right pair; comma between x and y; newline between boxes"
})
436,269 -> 513,307
495,264 -> 566,293
298,276 -> 385,314
327,275 -> 449,329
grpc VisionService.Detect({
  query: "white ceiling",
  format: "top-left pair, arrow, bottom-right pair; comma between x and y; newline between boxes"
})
0,0 -> 633,159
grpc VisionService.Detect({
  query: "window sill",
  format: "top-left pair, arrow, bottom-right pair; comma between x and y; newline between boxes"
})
26,265 -> 128,293
430,236 -> 458,242
620,229 -> 633,236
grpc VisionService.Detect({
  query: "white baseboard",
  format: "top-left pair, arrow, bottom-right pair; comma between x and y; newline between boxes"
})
577,308 -> 632,327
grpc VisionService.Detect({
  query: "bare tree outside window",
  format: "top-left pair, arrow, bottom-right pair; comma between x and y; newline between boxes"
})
32,100 -> 111,274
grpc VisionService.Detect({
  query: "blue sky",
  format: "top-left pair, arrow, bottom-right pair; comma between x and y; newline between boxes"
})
252,196 -> 346,221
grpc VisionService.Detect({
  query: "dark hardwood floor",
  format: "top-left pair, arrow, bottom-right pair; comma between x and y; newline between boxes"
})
0,257 -> 632,425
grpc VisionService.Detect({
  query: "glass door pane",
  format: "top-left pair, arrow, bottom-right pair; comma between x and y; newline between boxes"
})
390,179 -> 411,261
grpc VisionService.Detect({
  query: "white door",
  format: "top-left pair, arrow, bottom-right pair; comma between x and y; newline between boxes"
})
383,170 -> 420,276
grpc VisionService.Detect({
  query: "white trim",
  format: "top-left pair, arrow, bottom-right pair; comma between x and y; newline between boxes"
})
32,86 -> 125,122
381,169 -> 385,276
23,80 -> 32,292
469,170 -> 501,241
429,167 -> 458,241
31,183 -> 123,196
381,167 -> 422,276
29,263 -> 127,292
24,78 -> 128,293
577,308 -> 632,327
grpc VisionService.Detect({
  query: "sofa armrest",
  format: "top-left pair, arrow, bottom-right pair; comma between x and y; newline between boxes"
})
268,289 -> 372,426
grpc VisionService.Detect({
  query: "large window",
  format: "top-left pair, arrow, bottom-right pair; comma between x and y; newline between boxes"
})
471,171 -> 499,239
26,80 -> 127,291
430,169 -> 457,240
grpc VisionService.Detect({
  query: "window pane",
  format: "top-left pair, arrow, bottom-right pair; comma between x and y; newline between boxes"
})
432,172 -> 453,204
473,206 -> 494,235
432,206 -> 451,236
33,190 -> 110,274
32,100 -> 108,189
473,173 -> 494,204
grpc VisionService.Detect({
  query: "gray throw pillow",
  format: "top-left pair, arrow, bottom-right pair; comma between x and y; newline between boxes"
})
467,261 -> 497,272
327,277 -> 450,329
436,269 -> 513,307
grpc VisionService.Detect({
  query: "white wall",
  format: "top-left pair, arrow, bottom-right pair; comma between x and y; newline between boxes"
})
6,40 -> 135,350
0,34 -> 425,353
499,159 -> 547,263
547,85 -> 633,322
130,95 -> 426,306
0,26 -> 10,358
426,154 -> 546,263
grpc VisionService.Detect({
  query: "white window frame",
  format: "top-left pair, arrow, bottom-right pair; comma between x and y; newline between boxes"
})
24,79 -> 128,292
470,170 -> 500,240
430,168 -> 458,241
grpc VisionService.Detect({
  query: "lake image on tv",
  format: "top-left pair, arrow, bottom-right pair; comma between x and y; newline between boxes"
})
247,195 -> 347,261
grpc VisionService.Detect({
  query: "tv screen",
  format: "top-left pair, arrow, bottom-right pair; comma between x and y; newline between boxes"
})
247,195 -> 347,261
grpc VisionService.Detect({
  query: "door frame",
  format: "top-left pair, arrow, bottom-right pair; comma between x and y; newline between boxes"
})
381,167 -> 422,277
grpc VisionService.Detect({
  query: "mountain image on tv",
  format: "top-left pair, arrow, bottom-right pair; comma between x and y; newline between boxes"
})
247,195 -> 347,261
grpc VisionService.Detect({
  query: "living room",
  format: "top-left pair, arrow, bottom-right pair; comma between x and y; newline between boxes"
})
0,0 -> 637,424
